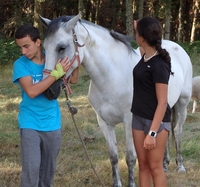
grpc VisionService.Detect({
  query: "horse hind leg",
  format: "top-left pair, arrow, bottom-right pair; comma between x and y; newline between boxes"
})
96,115 -> 122,187
163,107 -> 176,172
163,134 -> 170,172
173,100 -> 189,173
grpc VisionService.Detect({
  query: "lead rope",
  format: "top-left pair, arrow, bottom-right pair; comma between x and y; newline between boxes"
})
62,84 -> 106,187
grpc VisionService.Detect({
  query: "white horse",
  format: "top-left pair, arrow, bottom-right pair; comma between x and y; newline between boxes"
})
191,76 -> 200,113
39,13 -> 192,187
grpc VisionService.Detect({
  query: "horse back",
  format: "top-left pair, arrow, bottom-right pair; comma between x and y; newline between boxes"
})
162,40 -> 192,107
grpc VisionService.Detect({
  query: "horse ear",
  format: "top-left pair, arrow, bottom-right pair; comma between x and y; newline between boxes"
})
63,13 -> 81,32
38,14 -> 51,27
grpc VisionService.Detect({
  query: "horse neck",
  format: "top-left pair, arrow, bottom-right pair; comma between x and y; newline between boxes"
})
78,25 -> 128,80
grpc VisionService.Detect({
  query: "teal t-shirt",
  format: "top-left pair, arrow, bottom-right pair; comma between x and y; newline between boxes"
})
12,56 -> 61,131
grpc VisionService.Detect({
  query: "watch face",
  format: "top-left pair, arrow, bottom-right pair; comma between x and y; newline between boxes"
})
151,132 -> 156,136
149,131 -> 157,137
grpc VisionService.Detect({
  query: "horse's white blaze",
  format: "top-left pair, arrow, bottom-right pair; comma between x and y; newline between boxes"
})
40,14 -> 192,186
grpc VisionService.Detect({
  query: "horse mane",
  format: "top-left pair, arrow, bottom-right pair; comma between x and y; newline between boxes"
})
45,15 -> 135,53
80,19 -> 135,53
110,30 -> 135,53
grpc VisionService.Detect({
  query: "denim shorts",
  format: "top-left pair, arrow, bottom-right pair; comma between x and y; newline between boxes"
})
132,114 -> 171,134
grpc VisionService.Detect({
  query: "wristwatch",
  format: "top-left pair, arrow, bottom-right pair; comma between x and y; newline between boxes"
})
148,130 -> 157,138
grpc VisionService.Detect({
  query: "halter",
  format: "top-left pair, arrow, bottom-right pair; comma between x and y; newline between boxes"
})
43,29 -> 85,94
68,29 -> 85,69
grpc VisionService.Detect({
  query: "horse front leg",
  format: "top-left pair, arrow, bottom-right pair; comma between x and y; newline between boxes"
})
97,115 -> 122,187
124,116 -> 137,187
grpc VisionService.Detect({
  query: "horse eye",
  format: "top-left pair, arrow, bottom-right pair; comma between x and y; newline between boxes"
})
58,46 -> 66,53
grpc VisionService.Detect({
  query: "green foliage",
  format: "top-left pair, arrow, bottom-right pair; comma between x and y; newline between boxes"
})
131,41 -> 138,49
182,139 -> 200,158
177,41 -> 200,55
177,41 -> 200,76
0,37 -> 21,65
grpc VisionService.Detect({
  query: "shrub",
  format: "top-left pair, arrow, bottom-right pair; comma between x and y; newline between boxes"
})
0,37 -> 21,65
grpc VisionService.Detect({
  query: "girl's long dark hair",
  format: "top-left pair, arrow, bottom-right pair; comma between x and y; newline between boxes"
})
137,17 -> 173,75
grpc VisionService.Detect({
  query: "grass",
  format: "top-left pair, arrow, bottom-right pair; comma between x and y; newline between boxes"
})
1,43 -> 200,187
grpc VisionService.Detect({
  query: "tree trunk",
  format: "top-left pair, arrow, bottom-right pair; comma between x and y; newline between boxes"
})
78,0 -> 85,19
2,0 -> 22,37
190,0 -> 198,42
95,0 -> 101,24
177,0 -> 183,42
34,0 -> 45,34
164,0 -> 171,40
138,0 -> 144,18
126,0 -> 133,35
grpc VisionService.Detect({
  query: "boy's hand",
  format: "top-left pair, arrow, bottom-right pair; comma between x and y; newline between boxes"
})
50,63 -> 66,80
50,57 -> 70,80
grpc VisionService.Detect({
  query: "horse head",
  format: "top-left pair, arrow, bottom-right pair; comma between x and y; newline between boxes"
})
39,13 -> 84,79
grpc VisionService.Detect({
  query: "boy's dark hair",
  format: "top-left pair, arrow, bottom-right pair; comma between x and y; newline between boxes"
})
15,25 -> 40,42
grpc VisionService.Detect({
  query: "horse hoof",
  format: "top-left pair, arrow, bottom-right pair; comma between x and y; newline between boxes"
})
164,167 -> 168,172
177,166 -> 186,173
128,183 -> 137,187
112,185 -> 122,187
112,182 -> 122,187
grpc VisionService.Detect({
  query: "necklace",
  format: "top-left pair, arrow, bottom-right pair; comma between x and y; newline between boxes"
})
144,51 -> 157,61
